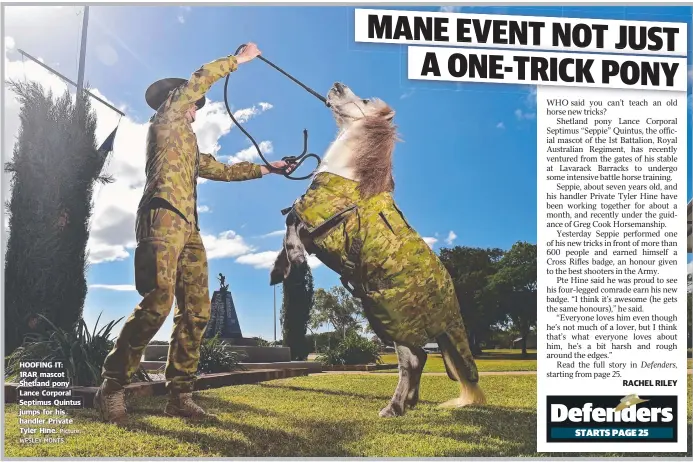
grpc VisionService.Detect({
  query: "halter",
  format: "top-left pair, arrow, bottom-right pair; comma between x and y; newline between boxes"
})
222,44 -> 328,180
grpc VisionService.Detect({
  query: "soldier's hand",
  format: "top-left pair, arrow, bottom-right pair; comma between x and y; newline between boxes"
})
236,43 -> 261,64
260,161 -> 296,176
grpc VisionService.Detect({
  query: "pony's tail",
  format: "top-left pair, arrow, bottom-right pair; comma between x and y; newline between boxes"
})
437,324 -> 486,408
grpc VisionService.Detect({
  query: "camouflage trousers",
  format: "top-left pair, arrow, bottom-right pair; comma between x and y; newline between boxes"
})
101,200 -> 211,394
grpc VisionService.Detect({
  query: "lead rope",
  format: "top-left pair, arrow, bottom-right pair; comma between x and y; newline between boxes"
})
223,44 -> 327,180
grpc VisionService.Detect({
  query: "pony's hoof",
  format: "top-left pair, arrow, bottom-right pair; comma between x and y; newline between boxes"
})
379,405 -> 402,418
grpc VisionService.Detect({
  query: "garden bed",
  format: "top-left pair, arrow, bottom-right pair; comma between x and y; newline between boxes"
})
5,368 -> 310,408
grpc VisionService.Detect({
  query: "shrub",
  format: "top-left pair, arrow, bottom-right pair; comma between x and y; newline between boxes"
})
306,331 -> 343,353
4,313 -> 151,387
316,333 -> 381,366
280,261 -> 314,361
252,337 -> 271,347
4,81 -> 114,353
197,336 -> 247,374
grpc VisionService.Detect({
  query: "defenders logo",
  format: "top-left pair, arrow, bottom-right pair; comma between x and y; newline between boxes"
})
546,395 -> 677,442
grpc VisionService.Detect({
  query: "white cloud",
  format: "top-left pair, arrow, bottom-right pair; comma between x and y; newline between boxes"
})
197,205 -> 211,213
236,249 -> 323,270
445,231 -> 457,245
422,237 -> 438,248
496,122 -> 505,129
515,108 -> 536,120
223,140 -> 273,164
514,86 -> 537,121
3,37 -> 273,265
177,6 -> 191,23
233,102 -> 273,123
193,101 -> 272,156
235,250 -> 279,269
307,255 -> 323,269
525,86 -> 537,108
260,229 -> 286,238
89,284 -> 136,291
203,230 -> 255,260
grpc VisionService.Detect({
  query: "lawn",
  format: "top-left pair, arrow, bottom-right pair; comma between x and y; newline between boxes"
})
374,351 -> 693,373
376,349 -> 538,373
5,374 -> 691,457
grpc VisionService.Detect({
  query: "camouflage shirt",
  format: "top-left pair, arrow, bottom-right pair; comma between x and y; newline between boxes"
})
138,55 -> 262,226
292,172 -> 464,347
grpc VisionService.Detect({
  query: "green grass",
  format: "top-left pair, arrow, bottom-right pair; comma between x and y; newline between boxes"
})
375,351 -> 692,373
5,375 -> 691,457
376,349 -> 538,373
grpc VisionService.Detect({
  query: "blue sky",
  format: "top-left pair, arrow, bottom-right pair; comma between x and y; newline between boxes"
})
4,5 -> 692,341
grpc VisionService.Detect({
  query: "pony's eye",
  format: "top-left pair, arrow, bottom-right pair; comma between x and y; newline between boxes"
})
361,99 -> 369,104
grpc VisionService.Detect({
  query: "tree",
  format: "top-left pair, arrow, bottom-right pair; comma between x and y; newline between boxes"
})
305,331 -> 343,353
4,81 -> 113,353
438,246 -> 506,354
306,298 -> 326,352
687,289 -> 691,349
311,286 -> 365,340
280,261 -> 314,360
687,271 -> 691,349
486,241 -> 537,357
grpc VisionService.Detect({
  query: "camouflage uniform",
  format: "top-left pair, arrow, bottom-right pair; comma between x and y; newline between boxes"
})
291,172 -> 478,383
101,54 -> 262,395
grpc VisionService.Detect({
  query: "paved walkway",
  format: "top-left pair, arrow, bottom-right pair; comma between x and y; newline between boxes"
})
324,370 -> 693,376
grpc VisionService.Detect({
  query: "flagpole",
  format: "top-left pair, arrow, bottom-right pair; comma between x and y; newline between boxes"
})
76,6 -> 89,100
76,6 -> 90,118
273,285 -> 277,344
16,49 -> 125,117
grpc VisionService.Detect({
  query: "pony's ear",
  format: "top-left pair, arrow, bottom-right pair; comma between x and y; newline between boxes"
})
270,247 -> 291,285
376,104 -> 395,122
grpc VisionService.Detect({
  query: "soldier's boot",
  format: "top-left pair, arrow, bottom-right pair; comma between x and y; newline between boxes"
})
94,385 -> 127,425
164,393 -> 217,420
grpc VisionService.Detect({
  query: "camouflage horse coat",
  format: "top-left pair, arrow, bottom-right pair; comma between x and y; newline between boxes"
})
289,172 -> 479,383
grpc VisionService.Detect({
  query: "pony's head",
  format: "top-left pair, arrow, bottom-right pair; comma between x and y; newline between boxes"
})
327,82 -> 395,129
326,83 -> 399,198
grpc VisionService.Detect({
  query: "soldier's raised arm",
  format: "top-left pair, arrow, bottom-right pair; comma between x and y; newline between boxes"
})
165,43 -> 263,115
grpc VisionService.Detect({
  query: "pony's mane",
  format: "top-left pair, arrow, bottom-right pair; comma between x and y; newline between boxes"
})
352,103 -> 399,198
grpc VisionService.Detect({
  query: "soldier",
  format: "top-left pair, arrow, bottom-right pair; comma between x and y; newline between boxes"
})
94,43 -> 290,424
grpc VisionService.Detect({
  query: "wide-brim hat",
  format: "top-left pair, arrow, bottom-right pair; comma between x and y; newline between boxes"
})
145,77 -> 205,111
